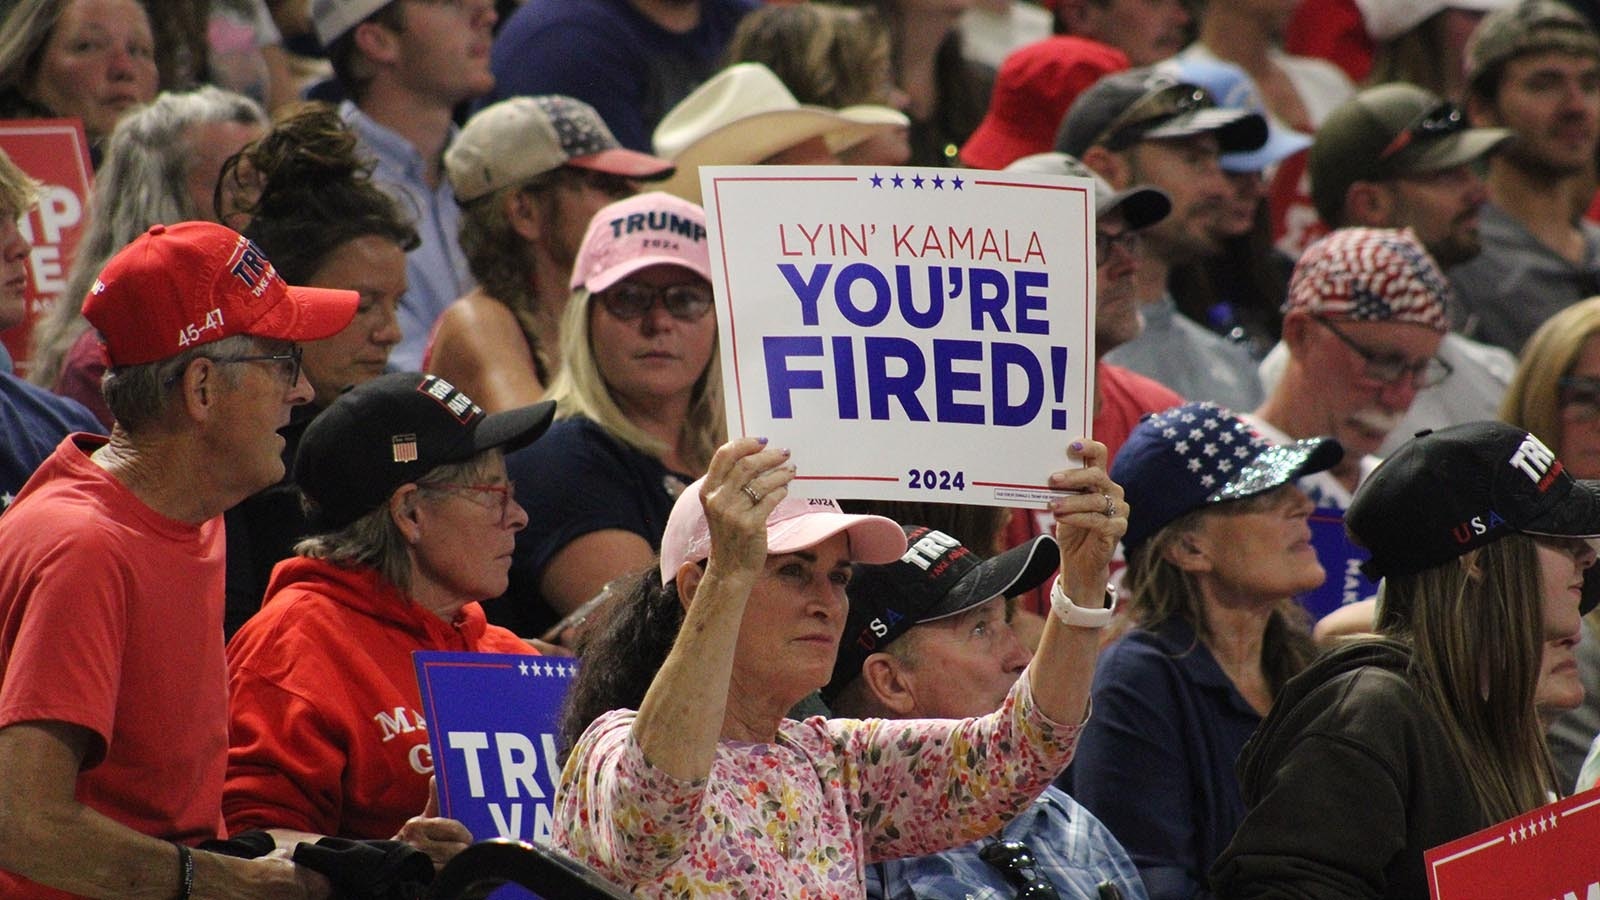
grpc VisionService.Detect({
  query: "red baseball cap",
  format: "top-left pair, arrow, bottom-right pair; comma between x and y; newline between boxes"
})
961,37 -> 1129,170
83,222 -> 359,367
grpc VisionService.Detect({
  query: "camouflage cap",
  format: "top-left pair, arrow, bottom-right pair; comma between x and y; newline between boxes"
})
1465,0 -> 1600,90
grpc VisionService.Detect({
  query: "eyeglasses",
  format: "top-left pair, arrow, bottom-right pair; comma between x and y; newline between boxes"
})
1378,101 -> 1466,161
214,344 -> 303,389
1560,375 -> 1600,421
1313,318 -> 1452,389
421,481 -> 519,526
978,840 -> 1059,900
596,282 -> 714,322
1093,83 -> 1211,151
1096,228 -> 1142,266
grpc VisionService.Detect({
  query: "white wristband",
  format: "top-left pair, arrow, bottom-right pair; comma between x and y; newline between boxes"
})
1050,577 -> 1117,629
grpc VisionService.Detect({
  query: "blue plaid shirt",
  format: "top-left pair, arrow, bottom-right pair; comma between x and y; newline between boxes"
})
867,786 -> 1149,900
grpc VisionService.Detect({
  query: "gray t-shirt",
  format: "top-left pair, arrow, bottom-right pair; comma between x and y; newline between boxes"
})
1103,293 -> 1263,413
1447,201 -> 1600,354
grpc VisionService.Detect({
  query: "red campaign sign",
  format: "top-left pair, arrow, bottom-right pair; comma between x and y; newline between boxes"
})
0,118 -> 93,377
1427,787 -> 1600,898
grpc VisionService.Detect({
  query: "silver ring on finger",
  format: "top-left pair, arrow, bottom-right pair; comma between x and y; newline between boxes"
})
1102,493 -> 1117,517
742,484 -> 762,504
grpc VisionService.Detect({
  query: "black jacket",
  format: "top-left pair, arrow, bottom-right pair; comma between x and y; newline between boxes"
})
1210,639 -> 1489,899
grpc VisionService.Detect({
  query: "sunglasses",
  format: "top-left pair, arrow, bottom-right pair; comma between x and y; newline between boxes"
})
1093,83 -> 1211,151
1560,375 -> 1600,422
1378,101 -> 1466,161
979,840 -> 1059,900
1314,318 -> 1452,389
596,282 -> 714,322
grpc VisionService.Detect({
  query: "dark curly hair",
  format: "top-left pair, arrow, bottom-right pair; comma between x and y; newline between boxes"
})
219,101 -> 418,283
557,568 -> 686,759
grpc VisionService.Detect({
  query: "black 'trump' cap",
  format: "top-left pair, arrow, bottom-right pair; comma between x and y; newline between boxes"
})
295,373 -> 555,530
822,526 -> 1058,702
1347,421 -> 1600,580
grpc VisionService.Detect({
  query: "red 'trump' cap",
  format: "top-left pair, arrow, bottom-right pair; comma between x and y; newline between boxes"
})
83,221 -> 359,367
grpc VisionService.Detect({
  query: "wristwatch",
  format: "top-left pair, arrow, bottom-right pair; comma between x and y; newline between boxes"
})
1050,577 -> 1117,629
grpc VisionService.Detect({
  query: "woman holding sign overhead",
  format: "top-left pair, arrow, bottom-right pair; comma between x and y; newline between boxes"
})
553,434 -> 1126,896
223,373 -> 552,861
1211,422 -> 1600,899
495,191 -> 724,642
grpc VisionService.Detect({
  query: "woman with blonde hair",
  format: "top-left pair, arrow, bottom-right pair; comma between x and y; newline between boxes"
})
723,3 -> 912,166
725,3 -> 899,110
496,191 -> 723,639
1213,421 -> 1598,898
1068,400 -> 1340,900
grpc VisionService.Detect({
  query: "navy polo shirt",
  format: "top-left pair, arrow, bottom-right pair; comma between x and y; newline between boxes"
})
1060,617 -> 1263,900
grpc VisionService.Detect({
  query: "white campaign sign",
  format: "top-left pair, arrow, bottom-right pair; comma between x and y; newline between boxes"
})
701,165 -> 1096,508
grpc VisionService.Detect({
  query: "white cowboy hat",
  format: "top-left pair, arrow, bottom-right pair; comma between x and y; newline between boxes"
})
1355,0 -> 1510,42
652,63 -> 909,204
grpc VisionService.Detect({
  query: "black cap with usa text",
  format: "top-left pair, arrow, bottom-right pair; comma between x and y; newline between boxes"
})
295,373 -> 555,531
821,525 -> 1059,703
1347,421 -> 1600,580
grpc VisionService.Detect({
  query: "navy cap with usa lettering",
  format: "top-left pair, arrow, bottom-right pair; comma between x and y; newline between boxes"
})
83,222 -> 357,367
295,373 -> 555,531
821,525 -> 1059,703
1347,421 -> 1600,580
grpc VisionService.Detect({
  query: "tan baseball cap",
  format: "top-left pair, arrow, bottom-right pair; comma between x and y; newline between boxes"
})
445,96 -> 675,204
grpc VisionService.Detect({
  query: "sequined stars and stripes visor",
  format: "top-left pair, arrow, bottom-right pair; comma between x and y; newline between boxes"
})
1111,401 -> 1344,552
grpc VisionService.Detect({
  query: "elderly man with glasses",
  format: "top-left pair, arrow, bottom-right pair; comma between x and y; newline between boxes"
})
1246,226 -> 1453,511
1259,82 -> 1518,456
822,525 -> 1148,900
0,221 -> 358,896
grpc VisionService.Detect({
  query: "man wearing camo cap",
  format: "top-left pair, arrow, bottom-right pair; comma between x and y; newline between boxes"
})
430,95 -> 675,410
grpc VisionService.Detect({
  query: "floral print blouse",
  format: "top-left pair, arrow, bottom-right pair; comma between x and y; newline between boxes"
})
554,672 -> 1081,898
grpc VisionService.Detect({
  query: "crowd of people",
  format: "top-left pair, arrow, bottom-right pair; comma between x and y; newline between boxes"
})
5,0 -> 1600,898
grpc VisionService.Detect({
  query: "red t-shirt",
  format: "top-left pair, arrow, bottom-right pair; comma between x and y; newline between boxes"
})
1285,0 -> 1373,84
0,435 -> 228,898
225,556 -> 537,839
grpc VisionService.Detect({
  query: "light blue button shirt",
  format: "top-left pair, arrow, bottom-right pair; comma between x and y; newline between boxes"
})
340,101 -> 472,372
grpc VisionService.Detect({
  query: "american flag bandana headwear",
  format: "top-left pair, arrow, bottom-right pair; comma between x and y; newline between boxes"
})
1284,226 -> 1450,332
1111,401 -> 1344,550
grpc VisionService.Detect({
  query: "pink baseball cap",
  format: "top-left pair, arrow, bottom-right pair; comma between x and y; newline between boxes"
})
83,222 -> 359,367
658,477 -> 909,584
569,191 -> 712,292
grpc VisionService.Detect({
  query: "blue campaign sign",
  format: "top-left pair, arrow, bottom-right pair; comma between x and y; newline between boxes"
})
413,651 -> 578,844
1296,507 -> 1378,621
